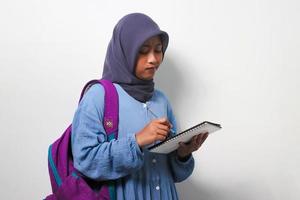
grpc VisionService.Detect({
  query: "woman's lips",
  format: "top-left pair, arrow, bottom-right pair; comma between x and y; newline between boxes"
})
145,66 -> 158,71
145,67 -> 157,73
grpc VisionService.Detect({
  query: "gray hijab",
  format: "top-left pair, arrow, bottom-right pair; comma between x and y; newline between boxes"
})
102,13 -> 169,103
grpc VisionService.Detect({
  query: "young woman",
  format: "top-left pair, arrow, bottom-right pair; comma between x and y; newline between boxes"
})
71,13 -> 208,200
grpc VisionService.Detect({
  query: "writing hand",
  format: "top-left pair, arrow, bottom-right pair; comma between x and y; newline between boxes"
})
135,118 -> 172,147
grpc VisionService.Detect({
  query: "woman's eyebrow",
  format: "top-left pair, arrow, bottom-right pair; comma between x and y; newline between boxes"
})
142,43 -> 162,47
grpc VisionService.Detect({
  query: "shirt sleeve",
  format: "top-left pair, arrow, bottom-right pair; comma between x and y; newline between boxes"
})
165,97 -> 195,183
71,84 -> 144,181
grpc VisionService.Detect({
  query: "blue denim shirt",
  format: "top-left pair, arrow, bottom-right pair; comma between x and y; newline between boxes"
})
71,83 -> 194,200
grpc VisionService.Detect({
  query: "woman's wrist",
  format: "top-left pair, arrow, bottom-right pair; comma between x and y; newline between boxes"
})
135,132 -> 146,147
177,152 -> 192,162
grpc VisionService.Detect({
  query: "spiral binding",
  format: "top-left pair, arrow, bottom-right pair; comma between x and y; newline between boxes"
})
149,121 -> 221,151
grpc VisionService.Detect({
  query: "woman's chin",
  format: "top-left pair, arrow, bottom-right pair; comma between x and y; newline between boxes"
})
137,72 -> 155,81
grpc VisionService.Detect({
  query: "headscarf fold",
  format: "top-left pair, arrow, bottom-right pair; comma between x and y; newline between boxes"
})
102,13 -> 169,102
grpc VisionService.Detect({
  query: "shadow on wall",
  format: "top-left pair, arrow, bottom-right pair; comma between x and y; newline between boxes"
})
176,179 -> 251,200
155,51 -> 208,126
176,179 -> 220,200
154,54 -> 183,108
155,50 -> 208,129
155,54 -> 245,200
154,54 -> 185,134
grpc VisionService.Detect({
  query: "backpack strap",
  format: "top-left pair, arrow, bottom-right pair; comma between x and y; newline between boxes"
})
79,79 -> 119,140
79,79 -> 118,199
99,79 -> 119,140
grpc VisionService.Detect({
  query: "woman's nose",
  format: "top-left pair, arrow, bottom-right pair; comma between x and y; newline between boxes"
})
147,51 -> 158,65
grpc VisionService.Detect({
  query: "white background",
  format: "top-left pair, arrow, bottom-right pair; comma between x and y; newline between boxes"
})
0,0 -> 299,199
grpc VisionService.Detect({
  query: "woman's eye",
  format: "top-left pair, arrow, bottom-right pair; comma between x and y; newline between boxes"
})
155,45 -> 163,53
139,45 -> 162,54
139,47 -> 149,54
155,48 -> 162,53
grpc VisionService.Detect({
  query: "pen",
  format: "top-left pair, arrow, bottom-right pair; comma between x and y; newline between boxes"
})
147,106 -> 176,135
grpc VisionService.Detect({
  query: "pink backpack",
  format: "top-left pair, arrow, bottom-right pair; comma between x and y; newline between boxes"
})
45,79 -> 119,200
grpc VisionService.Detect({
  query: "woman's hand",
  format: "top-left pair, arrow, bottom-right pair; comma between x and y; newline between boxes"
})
177,132 -> 209,159
135,118 -> 171,147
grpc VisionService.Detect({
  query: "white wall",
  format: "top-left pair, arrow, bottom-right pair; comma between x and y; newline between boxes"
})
0,0 -> 299,199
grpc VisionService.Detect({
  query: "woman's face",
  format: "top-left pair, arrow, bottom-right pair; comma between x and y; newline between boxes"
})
135,36 -> 163,80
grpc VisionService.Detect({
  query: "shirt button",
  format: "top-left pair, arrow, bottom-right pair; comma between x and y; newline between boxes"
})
156,186 -> 160,190
143,103 -> 147,108
152,159 -> 157,164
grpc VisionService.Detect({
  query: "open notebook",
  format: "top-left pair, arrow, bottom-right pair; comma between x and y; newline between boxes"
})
148,121 -> 222,154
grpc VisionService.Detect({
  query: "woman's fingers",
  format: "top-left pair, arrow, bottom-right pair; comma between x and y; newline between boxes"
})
196,134 -> 203,144
196,133 -> 208,145
202,133 -> 209,142
179,142 -> 187,148
156,134 -> 167,141
199,133 -> 208,145
177,132 -> 210,157
189,133 -> 209,150
156,128 -> 169,137
156,123 -> 170,132
156,118 -> 172,129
